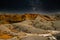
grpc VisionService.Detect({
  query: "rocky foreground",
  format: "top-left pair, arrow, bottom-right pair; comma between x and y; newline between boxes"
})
0,13 -> 60,40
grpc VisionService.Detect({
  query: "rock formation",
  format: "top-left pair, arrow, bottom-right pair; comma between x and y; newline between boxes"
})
0,13 -> 60,40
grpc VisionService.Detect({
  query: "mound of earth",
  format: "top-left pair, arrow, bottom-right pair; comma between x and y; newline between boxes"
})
0,13 -> 60,40
0,13 -> 56,24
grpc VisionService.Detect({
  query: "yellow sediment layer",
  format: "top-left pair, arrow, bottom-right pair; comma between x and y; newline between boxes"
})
0,34 -> 13,39
0,13 -> 56,24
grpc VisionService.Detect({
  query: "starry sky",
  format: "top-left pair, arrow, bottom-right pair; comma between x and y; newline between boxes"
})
0,0 -> 60,12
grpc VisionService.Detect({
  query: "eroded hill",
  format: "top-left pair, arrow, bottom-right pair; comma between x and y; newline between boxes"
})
0,13 -> 56,24
0,13 -> 60,40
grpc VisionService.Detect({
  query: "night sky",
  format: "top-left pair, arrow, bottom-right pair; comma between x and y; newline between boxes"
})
0,0 -> 60,12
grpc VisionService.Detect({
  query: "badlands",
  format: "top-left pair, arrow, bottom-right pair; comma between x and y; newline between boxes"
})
0,13 -> 60,40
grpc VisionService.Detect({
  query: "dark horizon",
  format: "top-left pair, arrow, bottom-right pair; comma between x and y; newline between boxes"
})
0,0 -> 60,13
